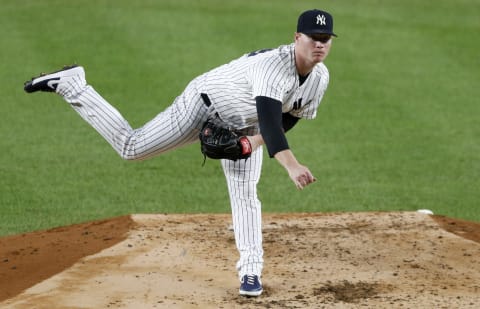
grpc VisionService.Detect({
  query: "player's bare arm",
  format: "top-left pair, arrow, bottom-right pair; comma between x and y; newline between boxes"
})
254,95 -> 315,189
274,149 -> 316,190
245,135 -> 264,151
246,134 -> 315,190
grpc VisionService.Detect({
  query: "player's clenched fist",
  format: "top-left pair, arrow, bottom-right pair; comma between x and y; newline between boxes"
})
289,164 -> 316,190
274,149 -> 316,189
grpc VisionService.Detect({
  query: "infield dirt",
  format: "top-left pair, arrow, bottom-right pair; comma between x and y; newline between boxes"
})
1,212 -> 479,308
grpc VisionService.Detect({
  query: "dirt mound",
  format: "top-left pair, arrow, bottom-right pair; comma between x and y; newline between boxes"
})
1,212 -> 479,308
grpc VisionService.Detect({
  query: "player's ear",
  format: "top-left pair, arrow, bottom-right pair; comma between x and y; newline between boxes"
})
294,32 -> 302,42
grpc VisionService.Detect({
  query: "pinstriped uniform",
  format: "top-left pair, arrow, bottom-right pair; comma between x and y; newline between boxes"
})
198,44 -> 329,129
57,42 -> 330,280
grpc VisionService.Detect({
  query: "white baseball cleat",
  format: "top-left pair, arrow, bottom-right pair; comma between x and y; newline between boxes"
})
24,65 -> 86,97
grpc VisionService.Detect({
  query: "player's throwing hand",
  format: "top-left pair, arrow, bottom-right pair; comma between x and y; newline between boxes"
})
287,163 -> 316,190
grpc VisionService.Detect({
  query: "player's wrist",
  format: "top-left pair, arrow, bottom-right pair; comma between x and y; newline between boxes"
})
274,149 -> 299,169
245,135 -> 262,151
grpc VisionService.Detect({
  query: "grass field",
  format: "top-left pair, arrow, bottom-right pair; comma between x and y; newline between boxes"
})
1,0 -> 479,235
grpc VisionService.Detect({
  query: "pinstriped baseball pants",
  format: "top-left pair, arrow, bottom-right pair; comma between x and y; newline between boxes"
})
222,148 -> 264,279
61,77 -> 264,279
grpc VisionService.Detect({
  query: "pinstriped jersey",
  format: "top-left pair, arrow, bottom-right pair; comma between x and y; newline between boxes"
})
197,43 -> 330,129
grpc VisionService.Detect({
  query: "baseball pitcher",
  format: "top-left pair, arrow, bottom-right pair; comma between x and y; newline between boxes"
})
24,9 -> 337,297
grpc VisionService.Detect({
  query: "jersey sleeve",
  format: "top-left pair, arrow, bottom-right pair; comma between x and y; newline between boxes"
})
248,56 -> 289,102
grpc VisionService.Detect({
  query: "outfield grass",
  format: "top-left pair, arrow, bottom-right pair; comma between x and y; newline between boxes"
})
1,0 -> 479,235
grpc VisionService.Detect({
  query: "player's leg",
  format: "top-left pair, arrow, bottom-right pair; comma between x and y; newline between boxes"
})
24,66 -> 209,160
221,147 -> 264,296
69,85 -> 207,160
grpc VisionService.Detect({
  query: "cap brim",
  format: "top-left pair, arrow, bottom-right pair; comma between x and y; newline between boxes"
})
302,30 -> 337,37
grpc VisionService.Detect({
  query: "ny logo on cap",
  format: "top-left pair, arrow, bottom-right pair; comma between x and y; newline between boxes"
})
316,14 -> 326,26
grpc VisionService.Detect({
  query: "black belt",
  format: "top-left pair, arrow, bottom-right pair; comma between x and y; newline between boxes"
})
200,93 -> 212,107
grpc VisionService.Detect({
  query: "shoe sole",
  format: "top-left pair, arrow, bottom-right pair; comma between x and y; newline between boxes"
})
24,65 -> 81,93
239,289 -> 263,297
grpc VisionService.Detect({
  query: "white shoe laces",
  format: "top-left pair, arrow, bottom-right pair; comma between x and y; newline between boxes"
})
245,275 -> 256,285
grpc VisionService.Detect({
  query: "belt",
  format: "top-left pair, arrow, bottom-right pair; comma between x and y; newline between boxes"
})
200,93 -> 212,107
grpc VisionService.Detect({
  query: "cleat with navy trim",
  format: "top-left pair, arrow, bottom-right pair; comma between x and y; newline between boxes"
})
239,274 -> 263,296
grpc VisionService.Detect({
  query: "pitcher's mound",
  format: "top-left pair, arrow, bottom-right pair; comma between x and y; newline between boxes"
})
1,212 -> 479,308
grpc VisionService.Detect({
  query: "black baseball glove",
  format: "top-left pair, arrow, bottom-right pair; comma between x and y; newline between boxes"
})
199,120 -> 252,161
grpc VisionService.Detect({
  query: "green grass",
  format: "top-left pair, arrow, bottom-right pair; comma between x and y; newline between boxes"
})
1,0 -> 479,235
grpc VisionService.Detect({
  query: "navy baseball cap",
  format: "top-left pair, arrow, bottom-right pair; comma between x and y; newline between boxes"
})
297,9 -> 337,37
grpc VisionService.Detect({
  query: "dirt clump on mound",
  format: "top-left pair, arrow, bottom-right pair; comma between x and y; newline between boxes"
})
1,212 -> 479,308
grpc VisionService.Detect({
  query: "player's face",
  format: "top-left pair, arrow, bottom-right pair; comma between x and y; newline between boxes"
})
295,32 -> 332,64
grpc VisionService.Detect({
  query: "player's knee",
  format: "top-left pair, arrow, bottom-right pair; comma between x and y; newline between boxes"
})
119,151 -> 143,161
120,154 -> 135,161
